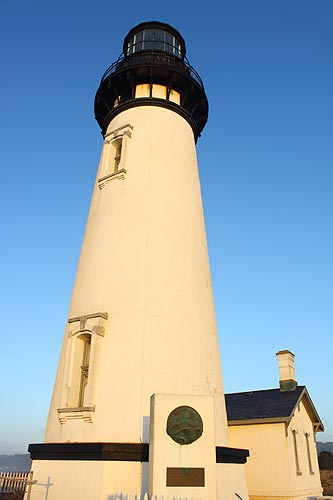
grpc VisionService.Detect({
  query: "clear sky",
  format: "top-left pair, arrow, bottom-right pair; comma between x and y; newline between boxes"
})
1,0 -> 332,454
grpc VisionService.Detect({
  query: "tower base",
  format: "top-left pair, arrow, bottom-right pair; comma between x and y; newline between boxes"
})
29,458 -> 249,500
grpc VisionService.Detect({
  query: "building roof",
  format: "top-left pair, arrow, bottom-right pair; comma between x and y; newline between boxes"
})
225,385 -> 324,431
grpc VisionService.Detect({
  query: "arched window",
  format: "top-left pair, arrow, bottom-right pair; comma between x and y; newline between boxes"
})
57,311 -> 107,422
98,123 -> 133,190
112,137 -> 122,173
78,334 -> 91,407
292,429 -> 302,475
305,432 -> 314,474
68,332 -> 92,408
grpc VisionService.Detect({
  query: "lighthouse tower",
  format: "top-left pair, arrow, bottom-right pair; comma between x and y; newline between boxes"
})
29,22 -> 249,500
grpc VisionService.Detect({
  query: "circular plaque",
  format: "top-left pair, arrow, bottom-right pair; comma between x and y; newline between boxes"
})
166,406 -> 203,445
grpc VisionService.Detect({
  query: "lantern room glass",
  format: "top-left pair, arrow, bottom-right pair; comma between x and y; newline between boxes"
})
127,28 -> 182,58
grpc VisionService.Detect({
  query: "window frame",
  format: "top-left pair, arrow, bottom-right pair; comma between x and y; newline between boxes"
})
98,123 -> 133,190
305,431 -> 315,475
292,429 -> 302,476
57,312 -> 107,423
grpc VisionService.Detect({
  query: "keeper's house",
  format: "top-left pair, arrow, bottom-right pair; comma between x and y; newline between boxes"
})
226,350 -> 324,500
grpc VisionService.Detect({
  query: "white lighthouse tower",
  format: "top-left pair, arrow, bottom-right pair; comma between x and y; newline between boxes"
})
29,22 -> 249,500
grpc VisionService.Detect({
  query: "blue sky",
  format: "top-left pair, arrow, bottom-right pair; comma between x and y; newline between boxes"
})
1,0 -> 332,454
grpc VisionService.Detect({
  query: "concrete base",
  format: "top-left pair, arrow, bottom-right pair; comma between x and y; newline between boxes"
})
30,457 -> 249,500
217,462 -> 249,500
30,460 -> 144,500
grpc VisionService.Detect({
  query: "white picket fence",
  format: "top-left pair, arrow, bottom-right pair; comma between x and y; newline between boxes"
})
0,471 -> 36,499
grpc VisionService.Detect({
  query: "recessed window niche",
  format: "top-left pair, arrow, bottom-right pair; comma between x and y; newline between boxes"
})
57,312 -> 108,423
98,123 -> 133,190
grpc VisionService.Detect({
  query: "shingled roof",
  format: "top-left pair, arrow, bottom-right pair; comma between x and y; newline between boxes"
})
225,385 -> 324,431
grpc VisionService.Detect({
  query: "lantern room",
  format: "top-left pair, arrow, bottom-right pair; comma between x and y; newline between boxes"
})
94,21 -> 208,141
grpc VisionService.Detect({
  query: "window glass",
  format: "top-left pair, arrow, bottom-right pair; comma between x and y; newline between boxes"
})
165,32 -> 173,54
154,29 -> 164,41
142,29 -> 153,50
113,138 -> 122,172
127,29 -> 182,57
145,28 -> 154,39
145,41 -> 154,50
135,31 -> 143,52
154,29 -> 164,51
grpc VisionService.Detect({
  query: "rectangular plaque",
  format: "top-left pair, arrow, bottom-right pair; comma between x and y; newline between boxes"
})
166,467 -> 205,487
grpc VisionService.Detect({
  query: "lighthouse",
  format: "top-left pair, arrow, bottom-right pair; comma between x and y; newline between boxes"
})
29,22 -> 249,500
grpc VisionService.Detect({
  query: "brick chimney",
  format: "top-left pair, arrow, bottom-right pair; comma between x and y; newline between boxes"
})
276,350 -> 297,391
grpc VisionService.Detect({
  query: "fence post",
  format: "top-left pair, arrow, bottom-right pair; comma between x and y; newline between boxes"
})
26,471 -> 34,500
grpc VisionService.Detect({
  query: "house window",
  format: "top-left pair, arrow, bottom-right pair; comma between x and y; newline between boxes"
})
305,432 -> 314,474
292,429 -> 302,475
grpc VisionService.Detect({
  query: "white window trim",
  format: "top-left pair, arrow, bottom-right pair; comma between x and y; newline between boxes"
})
98,123 -> 133,190
57,312 -> 107,424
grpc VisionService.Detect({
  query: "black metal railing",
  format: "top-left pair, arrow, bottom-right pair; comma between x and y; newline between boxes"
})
100,52 -> 205,90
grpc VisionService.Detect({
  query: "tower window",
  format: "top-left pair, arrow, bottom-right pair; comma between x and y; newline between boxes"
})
134,84 -> 180,105
78,334 -> 91,407
112,138 -> 122,172
67,333 -> 91,408
98,123 -> 133,189
57,312 -> 107,422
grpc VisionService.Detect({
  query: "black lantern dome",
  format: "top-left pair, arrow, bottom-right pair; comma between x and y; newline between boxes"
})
94,21 -> 208,141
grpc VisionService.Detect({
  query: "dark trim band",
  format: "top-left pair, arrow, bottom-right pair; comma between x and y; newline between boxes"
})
28,443 -> 149,462
29,443 -> 248,464
101,98 -> 199,142
216,446 -> 249,464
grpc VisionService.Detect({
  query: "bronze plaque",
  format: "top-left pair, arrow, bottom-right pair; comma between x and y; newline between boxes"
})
166,467 -> 205,487
166,406 -> 203,445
